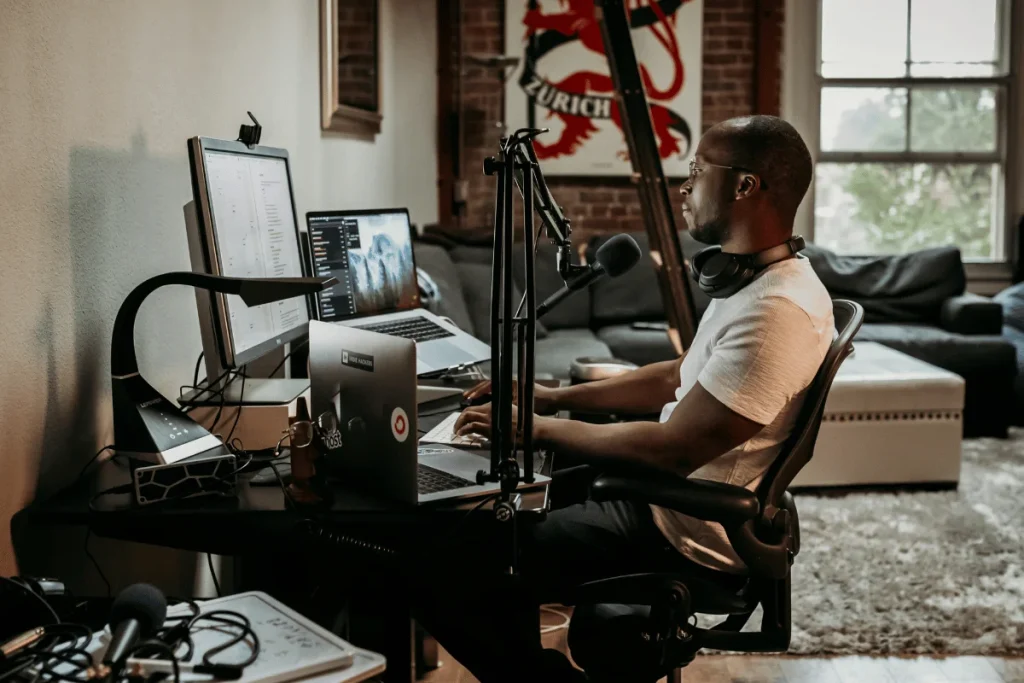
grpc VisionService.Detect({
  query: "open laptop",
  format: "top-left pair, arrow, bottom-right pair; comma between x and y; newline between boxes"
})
308,321 -> 549,505
306,208 -> 491,376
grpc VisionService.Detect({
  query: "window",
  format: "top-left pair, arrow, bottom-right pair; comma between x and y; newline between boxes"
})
810,0 -> 1015,261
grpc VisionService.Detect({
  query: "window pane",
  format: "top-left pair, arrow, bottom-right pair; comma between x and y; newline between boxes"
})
911,87 -> 998,152
821,0 -> 907,77
814,163 -> 999,259
820,88 -> 907,152
910,0 -> 1002,77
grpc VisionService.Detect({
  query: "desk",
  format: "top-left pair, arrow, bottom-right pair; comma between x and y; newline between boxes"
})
12,407 -> 552,683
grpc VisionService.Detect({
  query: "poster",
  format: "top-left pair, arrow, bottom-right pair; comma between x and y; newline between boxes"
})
505,0 -> 703,176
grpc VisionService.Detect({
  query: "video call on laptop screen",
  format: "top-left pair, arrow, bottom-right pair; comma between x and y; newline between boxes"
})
307,210 -> 419,322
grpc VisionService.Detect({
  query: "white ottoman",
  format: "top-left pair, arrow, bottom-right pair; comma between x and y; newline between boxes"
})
792,342 -> 965,488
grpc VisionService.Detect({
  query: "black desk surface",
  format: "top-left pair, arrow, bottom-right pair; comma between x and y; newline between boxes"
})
13,406 -> 551,558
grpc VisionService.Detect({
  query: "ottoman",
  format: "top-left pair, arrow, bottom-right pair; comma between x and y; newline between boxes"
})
793,342 -> 965,488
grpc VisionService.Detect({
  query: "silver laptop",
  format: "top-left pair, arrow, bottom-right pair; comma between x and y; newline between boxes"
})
306,208 -> 491,376
308,321 -> 549,505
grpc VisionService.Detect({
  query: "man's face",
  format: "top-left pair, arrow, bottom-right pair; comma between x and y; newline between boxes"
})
679,138 -> 737,245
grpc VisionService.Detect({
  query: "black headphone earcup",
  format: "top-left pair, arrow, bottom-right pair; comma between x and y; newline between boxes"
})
692,247 -> 756,299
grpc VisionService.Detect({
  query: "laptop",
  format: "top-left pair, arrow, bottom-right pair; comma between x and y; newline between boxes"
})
306,208 -> 491,376
308,321 -> 549,505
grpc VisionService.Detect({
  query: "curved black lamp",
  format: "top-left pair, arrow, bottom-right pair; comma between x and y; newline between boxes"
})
111,272 -> 336,464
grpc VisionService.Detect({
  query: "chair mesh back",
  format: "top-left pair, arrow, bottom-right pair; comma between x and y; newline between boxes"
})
756,300 -> 864,508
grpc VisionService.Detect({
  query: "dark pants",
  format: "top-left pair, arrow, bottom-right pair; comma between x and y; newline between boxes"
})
411,497 -> 735,683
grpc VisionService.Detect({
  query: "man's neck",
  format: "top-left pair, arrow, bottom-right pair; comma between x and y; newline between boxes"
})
720,218 -> 793,255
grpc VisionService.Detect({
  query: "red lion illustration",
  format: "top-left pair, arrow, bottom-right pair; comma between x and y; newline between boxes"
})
522,0 -> 694,161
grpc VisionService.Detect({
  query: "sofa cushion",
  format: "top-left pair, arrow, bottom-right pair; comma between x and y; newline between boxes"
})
534,329 -> 613,380
457,263 -> 548,343
514,241 -> 592,330
587,231 -> 713,326
994,281 -> 1024,333
596,324 -> 678,367
804,244 -> 966,325
854,322 -> 1017,437
413,242 -> 475,333
449,244 -> 494,266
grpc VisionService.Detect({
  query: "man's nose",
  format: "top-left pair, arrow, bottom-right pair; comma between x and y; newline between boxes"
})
679,181 -> 691,198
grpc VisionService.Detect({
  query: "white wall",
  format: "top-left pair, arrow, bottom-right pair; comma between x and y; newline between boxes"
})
0,0 -> 437,580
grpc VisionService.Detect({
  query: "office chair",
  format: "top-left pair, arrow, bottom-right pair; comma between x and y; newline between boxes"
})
563,299 -> 864,683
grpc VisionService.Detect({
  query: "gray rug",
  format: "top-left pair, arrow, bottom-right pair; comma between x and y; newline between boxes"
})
785,428 -> 1024,655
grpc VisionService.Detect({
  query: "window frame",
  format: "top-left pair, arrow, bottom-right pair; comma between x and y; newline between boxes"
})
783,0 -> 1022,281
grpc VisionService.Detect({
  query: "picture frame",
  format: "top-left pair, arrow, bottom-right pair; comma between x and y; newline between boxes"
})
319,0 -> 382,139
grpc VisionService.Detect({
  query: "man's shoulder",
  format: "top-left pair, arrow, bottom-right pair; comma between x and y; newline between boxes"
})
746,258 -> 831,322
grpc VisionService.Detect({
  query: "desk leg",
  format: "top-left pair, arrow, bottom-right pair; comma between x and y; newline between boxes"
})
382,610 -> 415,683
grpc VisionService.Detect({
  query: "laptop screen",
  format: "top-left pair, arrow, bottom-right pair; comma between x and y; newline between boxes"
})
307,209 -> 420,322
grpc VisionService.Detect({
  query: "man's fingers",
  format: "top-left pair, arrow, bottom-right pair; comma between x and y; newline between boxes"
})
457,420 -> 491,437
463,380 -> 492,399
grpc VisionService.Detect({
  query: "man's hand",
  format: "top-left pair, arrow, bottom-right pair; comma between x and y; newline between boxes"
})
462,380 -> 559,415
454,402 -> 551,446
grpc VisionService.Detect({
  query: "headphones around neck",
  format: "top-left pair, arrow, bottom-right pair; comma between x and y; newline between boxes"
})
690,235 -> 806,299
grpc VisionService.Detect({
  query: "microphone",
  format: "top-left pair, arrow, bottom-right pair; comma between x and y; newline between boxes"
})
102,583 -> 167,677
536,234 -> 641,318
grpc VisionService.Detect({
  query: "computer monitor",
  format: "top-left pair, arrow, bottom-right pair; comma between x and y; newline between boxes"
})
186,137 -> 310,371
306,209 -> 420,323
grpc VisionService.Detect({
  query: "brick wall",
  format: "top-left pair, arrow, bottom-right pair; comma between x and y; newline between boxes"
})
441,0 -> 782,240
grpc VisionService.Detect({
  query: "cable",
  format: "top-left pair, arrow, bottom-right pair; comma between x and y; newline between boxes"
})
192,351 -> 204,389
82,529 -> 111,598
268,338 -> 308,379
224,367 -> 247,444
0,576 -> 60,625
205,554 -> 221,598
76,445 -> 115,480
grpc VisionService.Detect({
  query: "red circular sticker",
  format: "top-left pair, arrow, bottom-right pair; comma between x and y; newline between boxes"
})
391,407 -> 409,443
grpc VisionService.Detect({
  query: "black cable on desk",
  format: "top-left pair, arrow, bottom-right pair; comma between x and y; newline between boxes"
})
224,368 -> 247,444
124,640 -> 180,683
82,529 -> 111,598
76,445 -> 115,481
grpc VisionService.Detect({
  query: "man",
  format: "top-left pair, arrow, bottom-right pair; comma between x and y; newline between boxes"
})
415,115 -> 834,682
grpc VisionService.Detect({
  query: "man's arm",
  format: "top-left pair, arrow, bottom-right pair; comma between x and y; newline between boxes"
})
535,381 -> 764,476
548,356 -> 683,415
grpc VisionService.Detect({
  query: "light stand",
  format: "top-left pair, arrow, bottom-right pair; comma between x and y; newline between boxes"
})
110,272 -> 335,465
479,127 -> 581,514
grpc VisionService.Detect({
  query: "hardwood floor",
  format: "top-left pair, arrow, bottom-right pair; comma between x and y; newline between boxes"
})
423,650 -> 1024,682
419,607 -> 1023,682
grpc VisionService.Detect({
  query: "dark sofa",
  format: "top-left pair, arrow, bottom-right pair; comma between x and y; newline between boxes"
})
414,230 -> 1017,437
994,281 -> 1024,425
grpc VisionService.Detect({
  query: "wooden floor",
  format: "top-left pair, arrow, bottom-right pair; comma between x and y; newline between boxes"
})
423,652 -> 1024,682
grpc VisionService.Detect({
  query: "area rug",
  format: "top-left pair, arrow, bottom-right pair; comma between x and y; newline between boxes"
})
782,428 -> 1024,655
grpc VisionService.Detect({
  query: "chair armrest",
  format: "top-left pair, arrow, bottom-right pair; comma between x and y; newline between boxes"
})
940,293 -> 1003,335
591,474 -> 760,526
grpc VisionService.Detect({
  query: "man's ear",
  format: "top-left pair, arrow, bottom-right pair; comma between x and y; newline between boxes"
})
735,173 -> 760,199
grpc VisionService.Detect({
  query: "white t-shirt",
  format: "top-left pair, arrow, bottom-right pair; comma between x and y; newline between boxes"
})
651,255 -> 834,574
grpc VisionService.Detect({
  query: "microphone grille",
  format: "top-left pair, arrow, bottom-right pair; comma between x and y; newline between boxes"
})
595,234 -> 642,277
109,583 -> 167,636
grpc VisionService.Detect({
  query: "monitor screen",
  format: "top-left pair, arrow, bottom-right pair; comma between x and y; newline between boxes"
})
194,142 -> 309,364
307,210 -> 419,322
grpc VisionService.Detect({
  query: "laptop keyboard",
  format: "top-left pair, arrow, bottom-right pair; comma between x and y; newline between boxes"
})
356,316 -> 454,343
418,463 -> 476,495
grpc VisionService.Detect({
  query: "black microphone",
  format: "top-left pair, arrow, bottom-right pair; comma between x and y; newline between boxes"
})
536,234 -> 641,318
102,583 -> 167,676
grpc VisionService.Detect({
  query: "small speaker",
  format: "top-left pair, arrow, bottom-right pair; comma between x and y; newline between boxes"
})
131,450 -> 238,506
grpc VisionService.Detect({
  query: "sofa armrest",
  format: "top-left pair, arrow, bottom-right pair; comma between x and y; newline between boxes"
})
940,293 -> 1003,335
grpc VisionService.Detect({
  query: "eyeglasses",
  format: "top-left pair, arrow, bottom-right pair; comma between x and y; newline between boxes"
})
688,158 -> 748,178
274,410 -> 342,457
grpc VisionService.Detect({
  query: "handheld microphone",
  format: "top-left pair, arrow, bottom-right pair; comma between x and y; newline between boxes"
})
102,583 -> 167,677
536,234 -> 641,318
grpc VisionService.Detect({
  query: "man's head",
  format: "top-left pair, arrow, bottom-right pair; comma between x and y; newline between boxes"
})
679,115 -> 812,249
